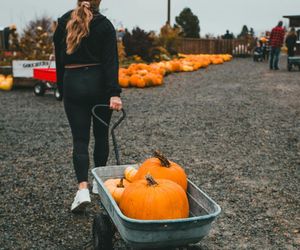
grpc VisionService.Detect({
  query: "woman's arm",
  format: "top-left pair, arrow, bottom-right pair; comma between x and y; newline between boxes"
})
53,21 -> 65,99
100,22 -> 122,98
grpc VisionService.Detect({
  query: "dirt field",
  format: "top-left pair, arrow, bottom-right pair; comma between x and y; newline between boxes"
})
0,56 -> 299,249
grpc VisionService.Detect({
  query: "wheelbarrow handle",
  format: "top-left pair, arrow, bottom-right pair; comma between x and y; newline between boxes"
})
92,104 -> 126,165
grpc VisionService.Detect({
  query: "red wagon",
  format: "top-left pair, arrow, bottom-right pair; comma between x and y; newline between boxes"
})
33,68 -> 61,100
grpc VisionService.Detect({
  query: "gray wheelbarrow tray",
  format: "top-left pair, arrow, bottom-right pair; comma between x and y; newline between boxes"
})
92,165 -> 221,249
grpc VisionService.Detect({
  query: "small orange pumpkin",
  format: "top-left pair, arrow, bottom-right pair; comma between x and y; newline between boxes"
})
104,178 -> 130,204
151,74 -> 163,86
124,166 -> 138,182
133,151 -> 188,191
171,61 -> 182,72
119,174 -> 189,220
119,76 -> 130,88
130,74 -> 145,88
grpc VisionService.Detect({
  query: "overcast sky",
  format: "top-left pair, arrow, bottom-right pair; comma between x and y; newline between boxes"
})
1,0 -> 299,36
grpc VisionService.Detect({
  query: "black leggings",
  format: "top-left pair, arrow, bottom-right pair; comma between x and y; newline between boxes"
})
63,65 -> 112,183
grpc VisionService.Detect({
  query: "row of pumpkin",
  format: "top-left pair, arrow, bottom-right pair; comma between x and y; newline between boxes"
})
103,151 -> 189,220
119,54 -> 233,88
0,54 -> 232,91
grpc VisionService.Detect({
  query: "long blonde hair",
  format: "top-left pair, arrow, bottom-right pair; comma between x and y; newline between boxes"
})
66,0 -> 101,54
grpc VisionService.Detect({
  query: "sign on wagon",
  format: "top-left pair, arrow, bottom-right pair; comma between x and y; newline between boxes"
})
12,60 -> 56,78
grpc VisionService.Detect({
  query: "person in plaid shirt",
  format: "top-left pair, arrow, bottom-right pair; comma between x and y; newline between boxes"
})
269,21 -> 285,70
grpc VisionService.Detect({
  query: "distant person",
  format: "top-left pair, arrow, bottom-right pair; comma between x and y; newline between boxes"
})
223,30 -> 234,39
116,28 -> 125,42
3,24 -> 17,50
285,27 -> 298,57
269,21 -> 285,70
259,36 -> 268,61
53,0 -> 122,212
264,31 -> 271,61
253,41 -> 263,62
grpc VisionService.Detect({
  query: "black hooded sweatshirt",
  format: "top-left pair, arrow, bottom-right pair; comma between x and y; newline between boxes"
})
53,10 -> 121,98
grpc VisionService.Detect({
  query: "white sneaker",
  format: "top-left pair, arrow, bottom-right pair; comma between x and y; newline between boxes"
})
92,178 -> 99,194
71,189 -> 91,212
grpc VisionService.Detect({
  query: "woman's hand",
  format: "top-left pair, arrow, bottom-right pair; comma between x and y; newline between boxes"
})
110,96 -> 122,111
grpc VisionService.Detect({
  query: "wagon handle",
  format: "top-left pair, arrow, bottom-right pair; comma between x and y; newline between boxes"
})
92,104 -> 126,165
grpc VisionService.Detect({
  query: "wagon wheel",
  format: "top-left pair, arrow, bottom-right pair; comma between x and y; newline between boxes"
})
33,82 -> 46,96
92,213 -> 114,250
54,88 -> 62,101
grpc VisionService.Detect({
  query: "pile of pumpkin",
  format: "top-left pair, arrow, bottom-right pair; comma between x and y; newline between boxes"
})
119,54 -> 232,88
104,151 -> 189,220
0,75 -> 14,91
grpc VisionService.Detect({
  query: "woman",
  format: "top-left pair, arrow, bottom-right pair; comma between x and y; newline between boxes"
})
53,0 -> 122,212
285,27 -> 298,57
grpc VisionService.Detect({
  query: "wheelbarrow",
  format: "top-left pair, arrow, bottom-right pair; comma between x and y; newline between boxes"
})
91,105 -> 221,250
287,56 -> 300,71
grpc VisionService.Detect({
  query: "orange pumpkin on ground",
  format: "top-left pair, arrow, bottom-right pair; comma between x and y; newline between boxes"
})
133,151 -> 188,191
130,74 -> 146,88
119,174 -> 189,220
119,76 -> 130,88
0,75 -> 13,91
104,178 -> 130,205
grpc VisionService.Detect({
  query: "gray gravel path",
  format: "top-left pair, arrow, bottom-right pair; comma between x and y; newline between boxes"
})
0,56 -> 299,249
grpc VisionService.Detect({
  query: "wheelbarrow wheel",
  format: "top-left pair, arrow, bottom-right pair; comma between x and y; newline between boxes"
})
34,82 -> 46,96
92,213 -> 113,250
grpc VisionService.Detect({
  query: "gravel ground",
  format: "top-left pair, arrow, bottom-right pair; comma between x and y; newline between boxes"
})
0,56 -> 299,250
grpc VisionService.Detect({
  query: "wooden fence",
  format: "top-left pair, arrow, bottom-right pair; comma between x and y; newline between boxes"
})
177,38 -> 256,57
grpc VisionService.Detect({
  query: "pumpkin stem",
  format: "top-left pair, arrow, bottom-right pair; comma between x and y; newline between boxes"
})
117,178 -> 125,188
153,150 -> 170,167
145,174 -> 158,186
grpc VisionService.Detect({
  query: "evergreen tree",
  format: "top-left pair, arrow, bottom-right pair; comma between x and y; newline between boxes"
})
238,25 -> 249,38
19,17 -> 54,60
175,8 -> 200,38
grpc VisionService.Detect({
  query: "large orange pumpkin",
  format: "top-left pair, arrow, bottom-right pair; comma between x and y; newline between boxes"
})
104,178 -> 130,204
133,151 -> 188,191
119,174 -> 189,220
